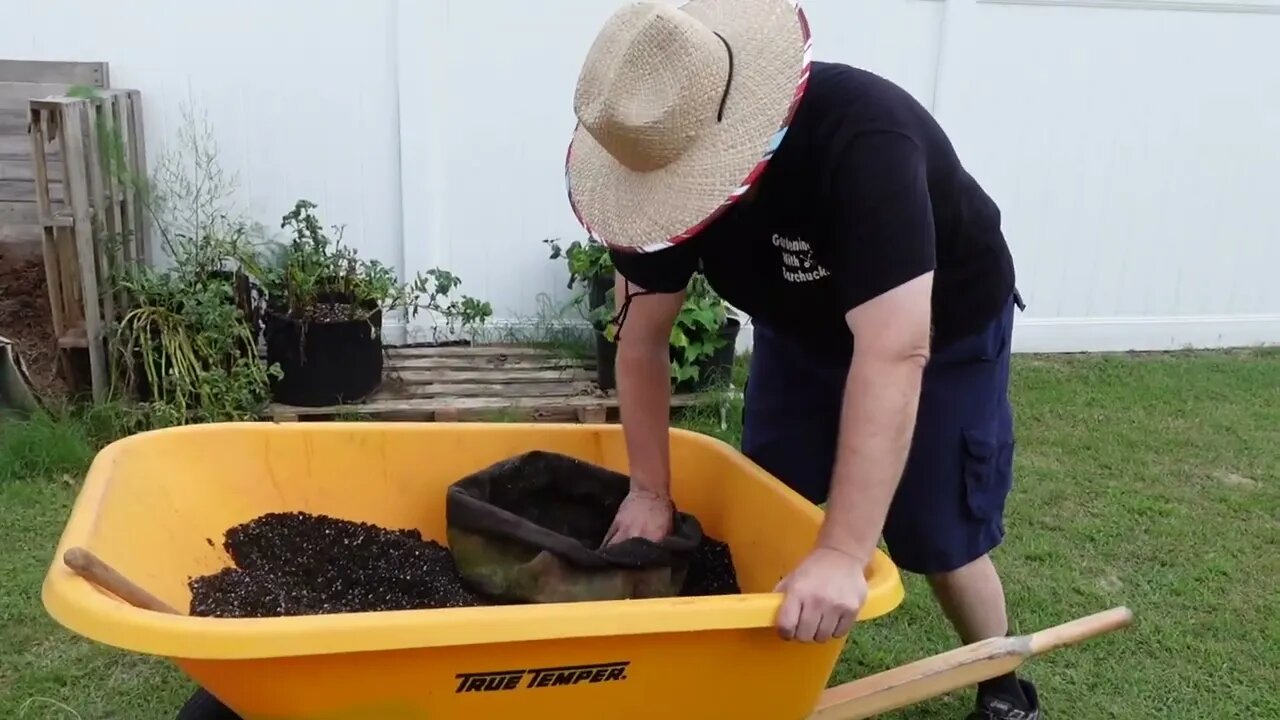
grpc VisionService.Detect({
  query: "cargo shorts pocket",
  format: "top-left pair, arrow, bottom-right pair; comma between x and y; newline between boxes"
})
961,428 -> 1013,521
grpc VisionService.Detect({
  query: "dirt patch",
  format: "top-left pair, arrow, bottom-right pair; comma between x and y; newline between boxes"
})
189,511 -> 741,618
1098,573 -> 1124,592
0,249 -> 65,400
1217,472 -> 1260,489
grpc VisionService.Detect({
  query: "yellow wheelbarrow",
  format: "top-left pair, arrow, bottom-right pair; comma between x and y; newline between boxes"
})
42,422 -> 1131,719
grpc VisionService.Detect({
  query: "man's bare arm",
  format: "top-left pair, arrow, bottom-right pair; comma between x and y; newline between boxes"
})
818,271 -> 934,565
613,272 -> 684,498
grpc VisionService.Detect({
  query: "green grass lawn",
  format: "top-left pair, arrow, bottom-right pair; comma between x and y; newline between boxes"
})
2,350 -> 1277,719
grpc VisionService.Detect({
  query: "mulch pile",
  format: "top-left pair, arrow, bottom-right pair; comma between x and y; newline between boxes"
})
0,249 -> 65,400
189,511 -> 741,618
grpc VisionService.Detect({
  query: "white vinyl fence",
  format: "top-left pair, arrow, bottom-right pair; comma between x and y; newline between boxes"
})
3,0 -> 1277,352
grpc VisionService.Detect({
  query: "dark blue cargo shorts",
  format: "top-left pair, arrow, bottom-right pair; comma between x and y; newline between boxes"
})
741,294 -> 1020,576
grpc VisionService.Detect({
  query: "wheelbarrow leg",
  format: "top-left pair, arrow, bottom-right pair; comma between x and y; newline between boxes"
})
177,688 -> 242,720
807,606 -> 1134,720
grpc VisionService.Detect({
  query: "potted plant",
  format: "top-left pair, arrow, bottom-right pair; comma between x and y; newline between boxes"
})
171,230 -> 268,348
257,200 -> 493,407
545,237 -> 739,392
667,275 -> 741,391
543,237 -> 618,382
591,274 -> 740,392
91,98 -> 282,422
110,245 -> 278,423
544,236 -> 615,312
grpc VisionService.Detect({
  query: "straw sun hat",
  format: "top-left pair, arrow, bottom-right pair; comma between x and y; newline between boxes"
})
565,0 -> 812,253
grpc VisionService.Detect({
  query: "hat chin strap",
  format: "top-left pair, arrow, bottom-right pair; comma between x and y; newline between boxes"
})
711,31 -> 735,123
609,279 -> 660,344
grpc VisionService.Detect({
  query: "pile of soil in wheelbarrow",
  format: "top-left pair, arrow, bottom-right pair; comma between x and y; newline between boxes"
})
189,511 -> 740,618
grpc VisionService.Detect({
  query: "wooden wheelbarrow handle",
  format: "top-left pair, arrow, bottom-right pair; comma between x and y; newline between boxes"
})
62,546 -> 182,615
808,606 -> 1134,720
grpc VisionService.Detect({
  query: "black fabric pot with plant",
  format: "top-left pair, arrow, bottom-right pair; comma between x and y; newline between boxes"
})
588,273 -> 614,310
595,330 -> 618,391
129,344 -> 163,404
205,269 -> 266,345
585,269 -> 741,393
676,317 -> 741,392
594,316 -> 741,395
264,293 -> 383,407
120,271 -> 263,405
588,274 -> 618,390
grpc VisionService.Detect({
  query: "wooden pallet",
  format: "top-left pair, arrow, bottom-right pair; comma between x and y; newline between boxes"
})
0,65 -> 124,401
267,344 -> 708,423
25,89 -> 150,401
0,60 -> 110,247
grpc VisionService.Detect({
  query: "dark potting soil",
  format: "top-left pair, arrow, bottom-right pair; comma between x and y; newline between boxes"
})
189,512 -> 490,617
681,536 -> 742,596
303,302 -> 367,323
492,481 -> 617,548
189,511 -> 740,618
479,452 -> 628,547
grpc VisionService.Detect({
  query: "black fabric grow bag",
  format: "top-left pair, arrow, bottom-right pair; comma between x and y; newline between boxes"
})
264,298 -> 383,407
594,330 -> 617,391
676,316 -> 741,392
594,317 -> 740,393
445,450 -> 703,603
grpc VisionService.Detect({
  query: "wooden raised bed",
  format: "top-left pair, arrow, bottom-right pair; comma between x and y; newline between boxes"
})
267,344 -> 707,423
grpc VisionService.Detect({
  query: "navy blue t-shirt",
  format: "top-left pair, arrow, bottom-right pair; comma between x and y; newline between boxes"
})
610,62 -> 1016,355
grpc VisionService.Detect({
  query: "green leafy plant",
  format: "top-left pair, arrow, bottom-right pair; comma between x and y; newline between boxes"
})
258,200 -> 493,340
544,236 -> 613,317
92,102 -> 280,425
668,276 -> 733,387
109,228 -> 279,423
401,268 -> 496,338
544,237 -> 613,289
590,273 -> 736,388
545,235 -> 737,387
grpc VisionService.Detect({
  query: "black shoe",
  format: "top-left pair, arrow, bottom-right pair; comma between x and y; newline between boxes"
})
967,679 -> 1041,719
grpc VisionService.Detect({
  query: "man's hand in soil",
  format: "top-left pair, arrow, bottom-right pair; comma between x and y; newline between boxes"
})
773,547 -> 868,643
602,489 -> 674,546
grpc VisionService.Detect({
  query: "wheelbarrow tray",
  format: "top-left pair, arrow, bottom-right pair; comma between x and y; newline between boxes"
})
42,422 -> 904,719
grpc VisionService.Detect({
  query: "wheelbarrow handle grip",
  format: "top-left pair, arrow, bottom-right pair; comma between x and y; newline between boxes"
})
808,606 -> 1134,720
62,546 -> 182,615
1028,606 -> 1134,655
